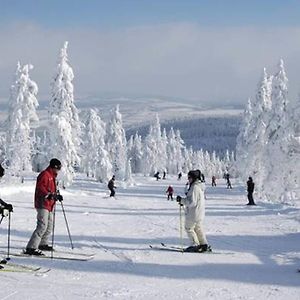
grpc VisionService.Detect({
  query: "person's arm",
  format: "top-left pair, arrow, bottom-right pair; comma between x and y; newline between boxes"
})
37,173 -> 52,198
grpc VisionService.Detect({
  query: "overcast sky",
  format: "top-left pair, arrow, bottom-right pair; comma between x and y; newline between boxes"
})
1,0 -> 300,106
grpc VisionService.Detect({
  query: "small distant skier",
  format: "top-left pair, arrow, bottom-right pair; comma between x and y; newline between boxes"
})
25,158 -> 63,256
162,171 -> 166,180
154,172 -> 161,181
166,185 -> 174,200
178,172 -> 182,180
225,173 -> 232,189
211,175 -> 217,187
108,175 -> 116,197
246,177 -> 256,205
176,170 -> 210,253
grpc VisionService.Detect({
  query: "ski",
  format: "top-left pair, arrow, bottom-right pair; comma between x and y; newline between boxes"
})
150,243 -> 234,255
0,246 -> 95,258
0,250 -> 94,261
0,262 -> 50,273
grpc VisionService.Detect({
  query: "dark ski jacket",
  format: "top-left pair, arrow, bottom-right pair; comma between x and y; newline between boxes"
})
247,180 -> 255,193
34,167 -> 57,212
108,179 -> 115,190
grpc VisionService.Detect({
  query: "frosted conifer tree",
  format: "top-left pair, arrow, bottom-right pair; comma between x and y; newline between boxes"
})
83,109 -> 112,182
236,98 -> 253,178
263,59 -> 290,201
49,41 -> 81,186
6,63 -> 39,179
142,115 -> 165,175
106,105 -> 127,179
243,68 -> 273,197
130,133 -> 143,173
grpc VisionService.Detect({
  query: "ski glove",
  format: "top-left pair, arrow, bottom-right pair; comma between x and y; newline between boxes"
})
55,195 -> 63,202
4,203 -> 13,212
176,196 -> 183,206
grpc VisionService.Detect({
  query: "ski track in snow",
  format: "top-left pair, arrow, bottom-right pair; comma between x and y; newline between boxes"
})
0,174 -> 299,299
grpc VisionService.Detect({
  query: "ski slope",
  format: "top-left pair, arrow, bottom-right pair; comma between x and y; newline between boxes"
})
0,174 -> 299,300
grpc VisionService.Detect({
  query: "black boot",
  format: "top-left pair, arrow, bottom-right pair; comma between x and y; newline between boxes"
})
39,244 -> 54,251
196,244 -> 212,253
24,248 -> 45,256
184,245 -> 199,252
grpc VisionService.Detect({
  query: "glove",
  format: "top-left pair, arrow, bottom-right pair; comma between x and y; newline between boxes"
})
4,203 -> 13,212
55,194 -> 63,202
46,193 -> 55,200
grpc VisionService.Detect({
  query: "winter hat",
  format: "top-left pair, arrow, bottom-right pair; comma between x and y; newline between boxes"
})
49,158 -> 62,170
188,170 -> 201,181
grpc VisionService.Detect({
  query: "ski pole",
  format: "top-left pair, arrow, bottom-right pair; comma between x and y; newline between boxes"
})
51,205 -> 56,259
179,204 -> 183,251
60,201 -> 74,249
6,211 -> 11,261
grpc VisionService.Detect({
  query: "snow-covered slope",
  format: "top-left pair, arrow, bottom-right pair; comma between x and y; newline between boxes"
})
0,174 -> 299,299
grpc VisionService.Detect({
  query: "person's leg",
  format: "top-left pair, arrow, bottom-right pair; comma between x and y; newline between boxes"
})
185,220 -> 199,246
194,222 -> 208,245
26,209 -> 50,250
40,211 -> 53,246
170,194 -> 173,201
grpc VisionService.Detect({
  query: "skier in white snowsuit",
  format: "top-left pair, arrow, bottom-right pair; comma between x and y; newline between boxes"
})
177,170 -> 209,252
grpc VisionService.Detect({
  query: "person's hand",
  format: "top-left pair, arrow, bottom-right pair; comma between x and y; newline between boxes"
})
55,195 -> 63,202
5,203 -> 13,212
176,195 -> 182,203
46,193 -> 55,200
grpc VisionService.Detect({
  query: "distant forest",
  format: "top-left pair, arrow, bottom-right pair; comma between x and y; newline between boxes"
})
127,116 -> 242,157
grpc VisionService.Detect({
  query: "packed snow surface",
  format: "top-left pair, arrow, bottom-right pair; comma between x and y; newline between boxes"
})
0,174 -> 299,299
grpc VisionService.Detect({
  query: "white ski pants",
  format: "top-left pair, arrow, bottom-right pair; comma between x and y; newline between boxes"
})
185,219 -> 208,246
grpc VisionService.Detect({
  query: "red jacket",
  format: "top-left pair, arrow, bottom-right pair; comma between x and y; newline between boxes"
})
166,186 -> 174,194
34,167 -> 57,212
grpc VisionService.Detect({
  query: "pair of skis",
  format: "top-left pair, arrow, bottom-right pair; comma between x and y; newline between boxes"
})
0,248 -> 95,273
149,243 -> 234,255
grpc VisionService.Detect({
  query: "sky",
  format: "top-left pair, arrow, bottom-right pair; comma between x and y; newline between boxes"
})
0,0 -> 300,106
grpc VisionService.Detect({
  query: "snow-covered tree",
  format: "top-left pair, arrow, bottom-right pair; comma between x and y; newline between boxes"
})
240,68 -> 273,197
82,108 -> 112,182
142,115 -> 167,175
130,133 -> 143,173
6,63 -> 39,180
48,41 -> 81,186
32,130 -> 49,172
262,59 -> 291,201
106,105 -> 127,179
166,127 -> 184,174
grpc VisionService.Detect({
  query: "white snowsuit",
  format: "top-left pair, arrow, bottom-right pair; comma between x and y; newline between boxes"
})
181,179 -> 208,246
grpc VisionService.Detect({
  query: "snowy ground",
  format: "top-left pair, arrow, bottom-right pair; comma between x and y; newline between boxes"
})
0,174 -> 299,300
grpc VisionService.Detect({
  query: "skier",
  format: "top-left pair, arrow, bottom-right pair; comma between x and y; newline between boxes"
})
225,173 -> 232,189
166,185 -> 174,200
0,166 -> 13,217
0,163 -> 4,178
178,172 -> 182,180
211,175 -> 217,187
154,171 -> 161,181
25,158 -> 63,256
176,170 -> 210,252
108,175 -> 116,197
0,199 -> 13,268
162,171 -> 166,180
246,177 -> 256,205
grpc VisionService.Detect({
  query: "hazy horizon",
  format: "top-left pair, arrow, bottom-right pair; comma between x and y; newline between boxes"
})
1,1 -> 300,107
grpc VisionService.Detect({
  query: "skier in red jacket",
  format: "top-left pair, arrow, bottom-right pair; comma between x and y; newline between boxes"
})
25,158 -> 62,256
166,185 -> 174,200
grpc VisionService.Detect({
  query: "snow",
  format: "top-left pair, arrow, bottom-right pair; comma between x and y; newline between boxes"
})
0,174 -> 299,299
